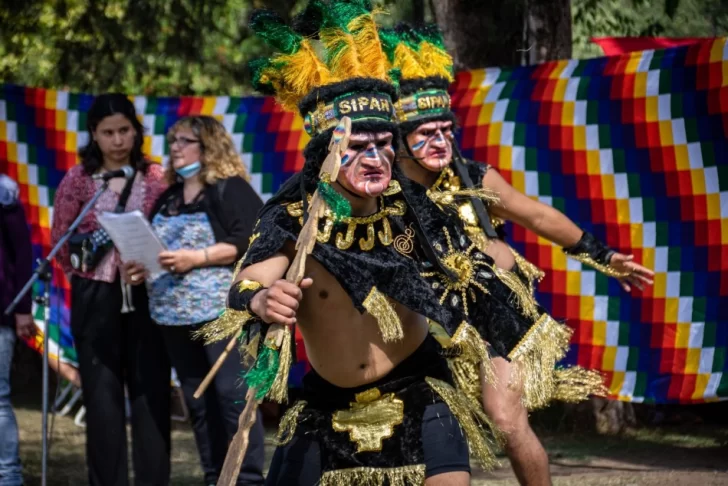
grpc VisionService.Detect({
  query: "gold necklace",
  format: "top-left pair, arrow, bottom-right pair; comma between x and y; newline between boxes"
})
286,191 -> 407,252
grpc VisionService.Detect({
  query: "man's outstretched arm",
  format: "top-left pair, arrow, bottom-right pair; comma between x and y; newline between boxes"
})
483,168 -> 654,292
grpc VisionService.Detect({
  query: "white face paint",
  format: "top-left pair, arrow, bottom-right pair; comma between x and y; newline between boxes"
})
406,120 -> 454,172
337,131 -> 394,199
364,179 -> 380,196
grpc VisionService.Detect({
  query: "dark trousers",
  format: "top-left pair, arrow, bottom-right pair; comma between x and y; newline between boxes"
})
159,324 -> 265,486
71,276 -> 171,486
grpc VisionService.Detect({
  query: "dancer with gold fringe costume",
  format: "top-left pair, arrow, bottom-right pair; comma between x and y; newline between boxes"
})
198,3 -> 502,485
379,23 -> 656,485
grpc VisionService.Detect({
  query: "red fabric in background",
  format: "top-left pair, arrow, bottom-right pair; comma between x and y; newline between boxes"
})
591,36 -> 709,55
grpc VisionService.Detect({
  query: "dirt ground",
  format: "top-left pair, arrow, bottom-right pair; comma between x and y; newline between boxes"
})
14,399 -> 727,486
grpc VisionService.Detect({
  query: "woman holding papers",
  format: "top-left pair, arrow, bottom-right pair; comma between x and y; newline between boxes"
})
122,116 -> 265,486
50,93 -> 171,486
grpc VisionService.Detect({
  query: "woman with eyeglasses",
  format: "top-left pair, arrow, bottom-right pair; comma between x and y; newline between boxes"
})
121,116 -> 265,486
51,93 -> 171,486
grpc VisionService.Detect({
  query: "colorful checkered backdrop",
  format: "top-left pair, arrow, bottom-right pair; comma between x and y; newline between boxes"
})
1,38 -> 726,403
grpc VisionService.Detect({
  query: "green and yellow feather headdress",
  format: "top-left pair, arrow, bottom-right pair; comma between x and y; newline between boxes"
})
249,0 -> 398,137
379,23 -> 456,127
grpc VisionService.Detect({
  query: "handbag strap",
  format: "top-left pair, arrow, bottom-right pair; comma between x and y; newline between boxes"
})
114,168 -> 136,213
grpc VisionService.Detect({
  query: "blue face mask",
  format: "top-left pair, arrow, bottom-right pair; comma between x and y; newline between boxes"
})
175,161 -> 202,179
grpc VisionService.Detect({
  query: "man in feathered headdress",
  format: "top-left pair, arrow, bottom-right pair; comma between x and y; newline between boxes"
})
381,23 -> 655,485
199,3 -> 501,484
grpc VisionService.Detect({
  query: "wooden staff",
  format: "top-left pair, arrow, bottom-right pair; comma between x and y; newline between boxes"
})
217,117 -> 351,486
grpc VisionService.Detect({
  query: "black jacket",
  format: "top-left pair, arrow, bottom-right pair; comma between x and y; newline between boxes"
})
150,175 -> 263,261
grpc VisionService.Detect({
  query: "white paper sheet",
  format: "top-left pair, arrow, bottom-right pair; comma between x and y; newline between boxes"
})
97,210 -> 165,275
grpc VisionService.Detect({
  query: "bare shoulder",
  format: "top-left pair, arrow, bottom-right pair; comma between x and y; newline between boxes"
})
481,164 -> 512,191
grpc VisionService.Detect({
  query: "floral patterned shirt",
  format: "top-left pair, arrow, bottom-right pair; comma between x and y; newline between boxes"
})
50,164 -> 167,283
148,211 -> 232,325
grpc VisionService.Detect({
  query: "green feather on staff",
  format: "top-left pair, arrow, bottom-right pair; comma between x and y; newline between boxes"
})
241,118 -> 351,404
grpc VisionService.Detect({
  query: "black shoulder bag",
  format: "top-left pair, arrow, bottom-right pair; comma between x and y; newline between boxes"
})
68,172 -> 136,272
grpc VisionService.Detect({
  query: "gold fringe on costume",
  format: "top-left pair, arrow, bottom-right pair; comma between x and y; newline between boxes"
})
568,253 -> 631,278
192,309 -> 253,345
266,327 -> 293,403
449,358 -> 485,412
429,320 -> 496,402
493,265 -> 541,321
426,377 -> 502,470
507,314 -> 579,410
276,400 -> 308,446
509,247 -> 545,294
552,367 -> 608,403
320,465 -> 425,486
363,287 -> 404,342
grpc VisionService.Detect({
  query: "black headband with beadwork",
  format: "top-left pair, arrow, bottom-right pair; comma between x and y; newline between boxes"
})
395,88 -> 451,123
303,91 -> 396,136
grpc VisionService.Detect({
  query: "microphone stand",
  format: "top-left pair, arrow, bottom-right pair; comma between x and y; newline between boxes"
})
5,180 -> 110,486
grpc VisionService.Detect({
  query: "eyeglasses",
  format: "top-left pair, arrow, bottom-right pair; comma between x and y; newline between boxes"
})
167,136 -> 200,148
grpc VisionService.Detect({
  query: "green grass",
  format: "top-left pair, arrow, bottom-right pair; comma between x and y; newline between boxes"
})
12,402 -> 728,485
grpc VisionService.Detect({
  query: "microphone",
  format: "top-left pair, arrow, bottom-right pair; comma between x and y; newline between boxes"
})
92,166 -> 135,181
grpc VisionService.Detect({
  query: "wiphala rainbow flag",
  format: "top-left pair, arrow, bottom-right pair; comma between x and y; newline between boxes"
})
0,38 -> 725,403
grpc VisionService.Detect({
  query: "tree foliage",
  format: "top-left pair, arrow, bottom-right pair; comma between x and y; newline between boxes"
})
0,0 -> 725,95
573,0 -> 728,59
0,0 -> 298,95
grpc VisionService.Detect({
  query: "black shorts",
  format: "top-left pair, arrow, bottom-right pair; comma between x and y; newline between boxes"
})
265,335 -> 472,485
265,400 -> 470,485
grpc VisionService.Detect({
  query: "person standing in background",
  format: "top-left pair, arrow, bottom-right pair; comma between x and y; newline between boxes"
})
0,174 -> 34,486
122,116 -> 265,486
51,94 -> 170,486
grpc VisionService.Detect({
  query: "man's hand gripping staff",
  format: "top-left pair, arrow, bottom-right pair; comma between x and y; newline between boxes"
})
216,117 -> 352,486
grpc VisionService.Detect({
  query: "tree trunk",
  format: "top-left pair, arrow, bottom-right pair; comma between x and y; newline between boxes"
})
412,0 -> 425,24
431,0 -> 523,70
555,397 -> 637,434
431,0 -> 572,70
525,0 -> 572,64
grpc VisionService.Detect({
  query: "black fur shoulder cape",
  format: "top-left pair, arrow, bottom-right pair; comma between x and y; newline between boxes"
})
242,172 -> 456,327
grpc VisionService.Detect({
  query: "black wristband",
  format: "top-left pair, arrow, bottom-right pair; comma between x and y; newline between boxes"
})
563,232 -> 613,265
563,232 -> 629,278
228,279 -> 266,314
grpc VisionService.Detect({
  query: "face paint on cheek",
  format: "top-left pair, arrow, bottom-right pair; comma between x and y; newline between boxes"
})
411,140 -> 426,151
341,153 -> 351,165
379,146 -> 394,167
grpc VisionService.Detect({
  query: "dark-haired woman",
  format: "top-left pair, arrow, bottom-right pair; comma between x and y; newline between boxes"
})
51,93 -> 171,486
